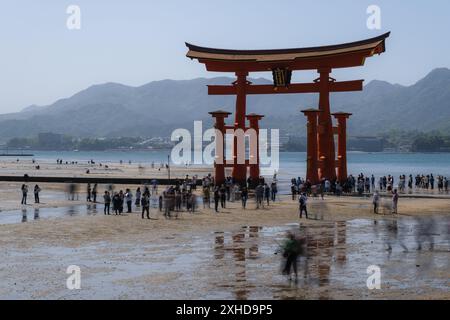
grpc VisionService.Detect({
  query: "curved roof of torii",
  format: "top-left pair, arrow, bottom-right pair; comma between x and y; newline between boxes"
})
186,32 -> 390,72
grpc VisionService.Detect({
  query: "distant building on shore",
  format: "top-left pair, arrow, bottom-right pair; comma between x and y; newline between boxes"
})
348,136 -> 384,152
38,132 -> 64,149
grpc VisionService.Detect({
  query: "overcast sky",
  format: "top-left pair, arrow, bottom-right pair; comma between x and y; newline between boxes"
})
0,0 -> 448,114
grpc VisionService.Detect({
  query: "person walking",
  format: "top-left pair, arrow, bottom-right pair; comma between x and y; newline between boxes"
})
125,188 -> 133,213
103,191 -> 111,215
299,193 -> 308,219
34,184 -> 41,204
21,184 -> 28,205
213,186 -> 220,213
281,232 -> 301,281
241,186 -> 248,209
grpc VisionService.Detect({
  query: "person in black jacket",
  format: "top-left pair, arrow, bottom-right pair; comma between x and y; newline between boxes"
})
213,186 -> 220,213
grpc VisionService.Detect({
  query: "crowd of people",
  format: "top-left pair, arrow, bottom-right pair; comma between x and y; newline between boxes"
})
18,170 -> 448,220
290,172 -> 449,199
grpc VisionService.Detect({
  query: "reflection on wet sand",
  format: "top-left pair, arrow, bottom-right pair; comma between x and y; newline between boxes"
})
213,227 -> 262,299
3,205 -> 100,225
210,216 -> 449,300
21,208 -> 27,223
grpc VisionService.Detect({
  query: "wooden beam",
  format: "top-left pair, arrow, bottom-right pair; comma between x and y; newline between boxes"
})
201,50 -> 374,72
208,80 -> 363,95
330,80 -> 363,92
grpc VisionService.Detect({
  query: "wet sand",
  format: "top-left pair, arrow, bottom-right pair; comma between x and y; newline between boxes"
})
0,188 -> 449,300
1,159 -> 449,299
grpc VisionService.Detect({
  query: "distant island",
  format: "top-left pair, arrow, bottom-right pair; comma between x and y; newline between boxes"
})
4,130 -> 450,153
0,68 -> 448,143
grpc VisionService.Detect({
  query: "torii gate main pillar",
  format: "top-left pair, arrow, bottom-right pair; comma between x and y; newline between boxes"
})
333,112 -> 352,182
302,109 -> 321,185
317,68 -> 337,181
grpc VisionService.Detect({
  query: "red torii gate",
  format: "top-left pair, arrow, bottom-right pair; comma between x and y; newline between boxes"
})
186,32 -> 390,185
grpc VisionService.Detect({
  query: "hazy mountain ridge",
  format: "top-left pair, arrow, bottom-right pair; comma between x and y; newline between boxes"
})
0,68 -> 449,140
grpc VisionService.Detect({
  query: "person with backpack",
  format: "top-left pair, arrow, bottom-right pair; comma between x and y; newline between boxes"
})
299,193 -> 308,219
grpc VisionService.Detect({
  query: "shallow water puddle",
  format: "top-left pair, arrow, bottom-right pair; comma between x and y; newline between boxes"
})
0,204 -> 100,225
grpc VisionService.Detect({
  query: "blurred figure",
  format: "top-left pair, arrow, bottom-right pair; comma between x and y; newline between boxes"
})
86,183 -> 92,202
67,183 -> 77,201
213,186 -> 220,213
141,192 -> 150,219
34,208 -> 40,220
415,217 -> 436,251
92,183 -> 98,203
118,190 -> 124,214
21,208 -> 27,223
112,192 -> 121,215
241,186 -> 248,209
202,187 -> 210,209
264,183 -> 270,206
299,193 -> 308,219
372,191 -> 380,214
392,189 -> 399,214
219,184 -> 227,209
255,183 -> 264,209
280,231 -> 304,281
135,187 -> 141,208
